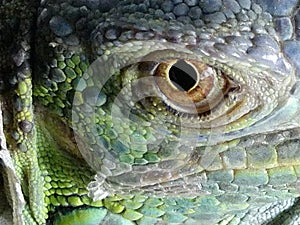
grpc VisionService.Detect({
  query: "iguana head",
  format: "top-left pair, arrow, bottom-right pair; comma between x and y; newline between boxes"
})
31,0 -> 299,203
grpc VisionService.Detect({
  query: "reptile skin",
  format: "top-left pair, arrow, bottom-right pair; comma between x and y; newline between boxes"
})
1,0 -> 300,224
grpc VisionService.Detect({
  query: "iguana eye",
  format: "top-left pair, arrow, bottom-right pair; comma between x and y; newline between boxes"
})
121,55 -> 243,127
154,59 -> 233,114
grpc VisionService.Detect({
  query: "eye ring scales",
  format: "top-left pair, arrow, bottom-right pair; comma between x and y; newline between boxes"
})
154,59 -> 231,114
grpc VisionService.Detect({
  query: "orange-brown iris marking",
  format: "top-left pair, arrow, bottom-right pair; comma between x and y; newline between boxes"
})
155,59 -> 231,114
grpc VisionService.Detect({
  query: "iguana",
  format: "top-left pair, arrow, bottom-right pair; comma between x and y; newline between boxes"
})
1,0 -> 300,224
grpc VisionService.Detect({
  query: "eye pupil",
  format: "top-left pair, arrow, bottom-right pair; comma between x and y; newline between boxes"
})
168,60 -> 198,92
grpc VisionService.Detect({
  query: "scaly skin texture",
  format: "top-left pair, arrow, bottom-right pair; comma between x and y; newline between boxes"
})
1,0 -> 300,225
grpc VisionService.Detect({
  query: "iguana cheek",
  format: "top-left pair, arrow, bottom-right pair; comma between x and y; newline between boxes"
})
66,38 -> 297,202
